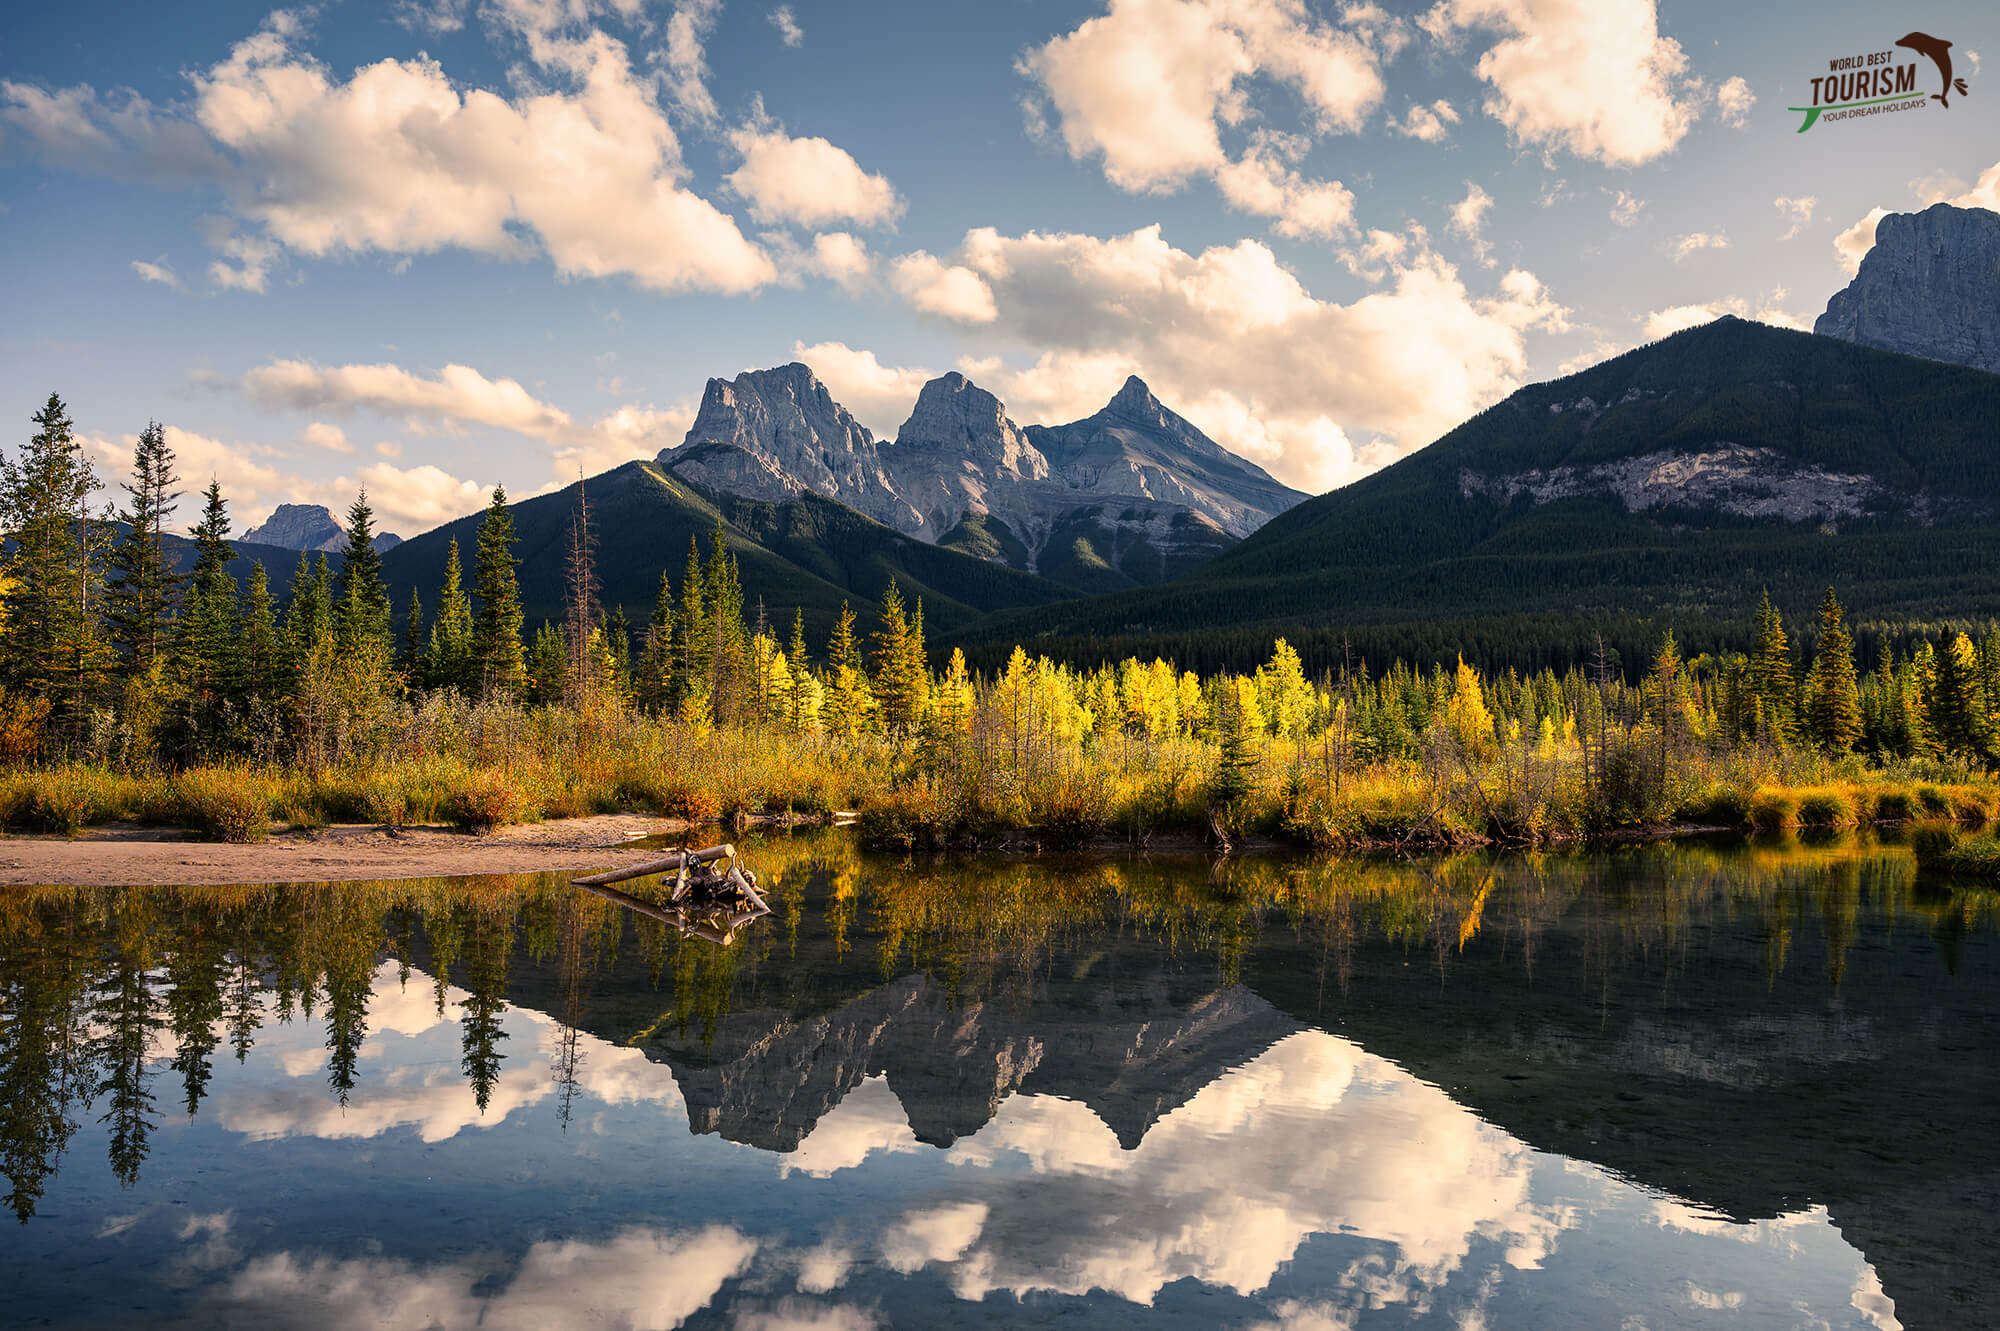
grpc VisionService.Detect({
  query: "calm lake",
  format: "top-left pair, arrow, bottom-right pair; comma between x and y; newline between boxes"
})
2,833 -> 1995,1330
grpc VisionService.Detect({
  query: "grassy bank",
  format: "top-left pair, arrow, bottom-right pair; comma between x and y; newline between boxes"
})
4,707 -> 1995,850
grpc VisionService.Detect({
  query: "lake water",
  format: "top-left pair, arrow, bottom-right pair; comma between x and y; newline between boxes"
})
2,833 -> 1996,1331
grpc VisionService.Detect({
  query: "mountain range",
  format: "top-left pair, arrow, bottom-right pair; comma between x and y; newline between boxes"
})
964,316 -> 2000,672
363,201 -> 2000,667
377,368 -> 1301,638
657,364 -> 1304,594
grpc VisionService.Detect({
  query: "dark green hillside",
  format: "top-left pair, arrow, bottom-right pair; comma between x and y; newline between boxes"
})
380,460 -> 1072,643
961,319 -> 2000,674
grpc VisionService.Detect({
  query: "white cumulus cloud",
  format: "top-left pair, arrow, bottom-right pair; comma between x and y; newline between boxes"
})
890,252 -> 998,324
1422,0 -> 1702,166
878,223 -> 1567,492
1018,0 -> 1395,239
1715,75 -> 1754,128
727,123 -> 901,228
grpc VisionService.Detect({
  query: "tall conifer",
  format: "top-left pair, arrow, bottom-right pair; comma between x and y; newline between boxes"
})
0,393 -> 111,735
1805,589 -> 1862,751
471,486 -> 525,698
105,421 -> 181,672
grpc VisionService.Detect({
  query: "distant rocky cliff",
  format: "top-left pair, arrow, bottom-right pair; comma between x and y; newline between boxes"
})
656,363 -> 1305,591
1815,202 -> 2000,373
243,503 -> 402,553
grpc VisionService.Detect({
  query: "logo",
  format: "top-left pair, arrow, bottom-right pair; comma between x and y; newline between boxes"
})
1788,32 -> 1970,132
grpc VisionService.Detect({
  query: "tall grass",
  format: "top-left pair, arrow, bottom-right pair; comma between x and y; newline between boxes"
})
2,690 -> 1996,850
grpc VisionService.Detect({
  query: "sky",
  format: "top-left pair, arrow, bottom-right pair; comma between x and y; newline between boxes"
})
2,0 -> 1995,537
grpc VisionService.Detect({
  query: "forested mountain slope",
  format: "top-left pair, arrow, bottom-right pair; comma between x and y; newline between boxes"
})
961,318 -> 2000,673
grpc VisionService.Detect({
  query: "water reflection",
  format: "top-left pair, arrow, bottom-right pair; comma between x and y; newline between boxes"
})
1,832 -> 1995,1329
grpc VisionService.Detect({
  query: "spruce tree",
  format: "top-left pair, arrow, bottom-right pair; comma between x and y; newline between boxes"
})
1928,632 -> 1987,759
1805,588 -> 1862,751
606,604 -> 630,696
239,562 -> 277,701
636,570 -> 674,713
561,481 -> 598,708
1748,590 -> 1796,745
0,393 -> 111,736
187,481 -> 232,585
104,421 -> 182,672
332,491 -> 391,654
471,486 -> 525,699
675,537 -> 710,713
402,586 -> 426,677
426,538 -> 475,693
871,579 -> 921,735
526,622 -> 566,706
822,600 -> 871,737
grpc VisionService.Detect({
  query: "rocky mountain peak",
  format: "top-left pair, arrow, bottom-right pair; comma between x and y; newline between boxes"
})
243,502 -> 401,553
662,362 -> 914,532
1107,375 -> 1162,418
894,373 -> 1048,481
1814,202 -> 2000,374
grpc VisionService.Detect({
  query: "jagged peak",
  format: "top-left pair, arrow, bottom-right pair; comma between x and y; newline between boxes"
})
1108,375 -> 1159,415
896,371 -> 1031,454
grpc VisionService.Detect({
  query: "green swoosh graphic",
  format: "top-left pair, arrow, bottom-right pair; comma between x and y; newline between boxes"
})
1788,92 -> 1928,132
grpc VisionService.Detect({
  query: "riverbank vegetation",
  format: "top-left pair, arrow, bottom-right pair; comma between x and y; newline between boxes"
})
4,393 -> 2000,848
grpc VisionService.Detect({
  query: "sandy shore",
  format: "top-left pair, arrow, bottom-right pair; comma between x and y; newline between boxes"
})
0,815 -> 711,887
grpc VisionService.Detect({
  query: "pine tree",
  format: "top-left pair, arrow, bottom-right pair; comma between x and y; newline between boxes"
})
239,562 -> 277,701
471,486 -> 525,699
1805,588 -> 1862,751
0,393 -> 111,738
402,586 -> 426,676
104,421 -> 182,672
702,527 -> 744,722
1928,631 -> 1987,759
426,538 -> 475,693
1748,590 -> 1796,745
562,481 -> 598,708
526,622 -> 566,706
606,604 -> 631,698
635,570 -> 674,713
822,600 -> 871,738
786,608 -> 811,732
187,480 -> 232,586
279,551 -> 331,687
333,491 -> 391,654
871,580 -> 923,736
675,537 -> 710,714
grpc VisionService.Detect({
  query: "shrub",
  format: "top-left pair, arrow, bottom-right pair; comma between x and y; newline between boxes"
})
175,771 -> 270,843
1677,784 -> 1752,828
859,784 -> 956,851
1796,789 -> 1856,827
22,772 -> 99,835
1916,785 -> 1950,815
1872,789 -> 1916,823
1748,791 -> 1797,832
443,771 -> 526,834
1948,789 -> 1992,827
1036,764 -> 1110,848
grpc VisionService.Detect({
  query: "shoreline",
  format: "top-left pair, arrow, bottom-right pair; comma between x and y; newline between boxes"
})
0,813 -> 1920,889
0,815 -> 709,887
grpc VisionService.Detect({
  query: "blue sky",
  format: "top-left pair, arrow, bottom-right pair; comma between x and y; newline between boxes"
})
2,0 -> 1994,536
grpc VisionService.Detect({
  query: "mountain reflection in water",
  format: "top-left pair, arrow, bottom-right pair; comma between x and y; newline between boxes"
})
1,832 -> 1995,1330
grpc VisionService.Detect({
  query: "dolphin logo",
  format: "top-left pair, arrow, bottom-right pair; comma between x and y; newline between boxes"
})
1896,31 -> 1969,107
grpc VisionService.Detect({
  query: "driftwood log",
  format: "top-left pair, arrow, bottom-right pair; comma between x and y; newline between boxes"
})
572,845 -> 770,944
